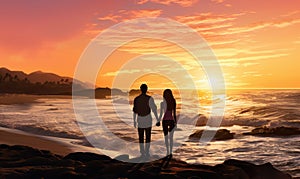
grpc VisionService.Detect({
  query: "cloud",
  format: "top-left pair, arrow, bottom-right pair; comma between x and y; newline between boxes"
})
174,11 -> 300,67
272,19 -> 300,28
213,18 -> 300,36
175,12 -> 248,46
136,0 -> 198,7
98,14 -> 122,22
280,11 -> 300,18
101,54 -> 205,89
94,10 -> 299,88
294,38 -> 300,44
175,12 -> 249,39
136,0 -> 149,5
176,12 -> 242,25
208,39 -> 240,47
211,0 -> 232,8
213,46 -> 291,68
103,69 -> 144,77
176,11 -> 300,38
98,9 -> 162,22
128,9 -> 162,18
221,53 -> 289,65
241,71 -> 262,78
211,0 -> 224,4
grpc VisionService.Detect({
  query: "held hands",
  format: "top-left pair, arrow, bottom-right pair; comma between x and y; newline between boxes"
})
156,121 -> 160,127
156,116 -> 161,127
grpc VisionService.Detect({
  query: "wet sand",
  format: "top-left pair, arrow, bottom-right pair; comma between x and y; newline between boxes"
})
0,127 -> 99,156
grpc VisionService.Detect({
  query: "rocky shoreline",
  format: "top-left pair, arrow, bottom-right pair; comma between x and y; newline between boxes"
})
188,126 -> 300,141
0,144 -> 293,179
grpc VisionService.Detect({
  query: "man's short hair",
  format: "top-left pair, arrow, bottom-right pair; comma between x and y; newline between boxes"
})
140,84 -> 148,93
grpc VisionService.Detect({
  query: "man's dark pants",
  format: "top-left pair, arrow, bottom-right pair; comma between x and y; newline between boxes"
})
138,127 -> 151,156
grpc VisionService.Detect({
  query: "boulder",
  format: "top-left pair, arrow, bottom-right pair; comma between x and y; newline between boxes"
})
189,129 -> 234,141
223,159 -> 292,179
0,144 -> 293,179
63,152 -> 112,163
195,114 -> 208,126
243,126 -> 300,137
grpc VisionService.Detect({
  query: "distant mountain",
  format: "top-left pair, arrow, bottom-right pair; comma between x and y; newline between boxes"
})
1,68 -> 72,84
0,67 -> 89,89
0,67 -> 127,98
0,67 -> 27,80
27,71 -> 71,84
0,67 -> 89,95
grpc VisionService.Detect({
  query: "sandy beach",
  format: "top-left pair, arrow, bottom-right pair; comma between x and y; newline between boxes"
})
0,127 -> 99,156
0,94 -> 73,105
0,127 -> 73,155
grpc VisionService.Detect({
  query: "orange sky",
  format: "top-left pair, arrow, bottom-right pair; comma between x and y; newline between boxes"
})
1,0 -> 300,89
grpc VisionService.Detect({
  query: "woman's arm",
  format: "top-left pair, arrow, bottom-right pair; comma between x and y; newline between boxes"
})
173,100 -> 177,124
158,102 -> 164,121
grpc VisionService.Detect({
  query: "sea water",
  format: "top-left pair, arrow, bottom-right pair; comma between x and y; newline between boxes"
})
0,89 -> 299,176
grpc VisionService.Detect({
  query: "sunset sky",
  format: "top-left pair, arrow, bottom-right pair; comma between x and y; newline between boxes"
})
1,0 -> 300,89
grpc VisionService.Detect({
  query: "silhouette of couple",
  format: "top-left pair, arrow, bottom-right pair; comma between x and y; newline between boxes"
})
133,84 -> 177,158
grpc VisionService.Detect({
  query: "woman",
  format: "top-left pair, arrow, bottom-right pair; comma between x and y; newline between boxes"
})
158,89 -> 177,156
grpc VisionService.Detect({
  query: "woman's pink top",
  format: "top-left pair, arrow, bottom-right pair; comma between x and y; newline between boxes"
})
163,110 -> 174,120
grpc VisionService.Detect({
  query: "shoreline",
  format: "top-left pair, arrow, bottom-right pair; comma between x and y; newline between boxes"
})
0,127 -> 100,156
0,94 -> 74,105
0,127 -> 295,178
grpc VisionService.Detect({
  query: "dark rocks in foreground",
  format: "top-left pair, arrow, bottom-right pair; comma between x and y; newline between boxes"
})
189,129 -> 235,141
0,144 -> 292,179
243,126 -> 300,137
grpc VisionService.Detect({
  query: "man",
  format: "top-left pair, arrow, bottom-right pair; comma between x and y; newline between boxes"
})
133,84 -> 159,158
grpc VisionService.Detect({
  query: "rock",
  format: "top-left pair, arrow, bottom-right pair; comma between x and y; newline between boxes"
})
243,126 -> 300,137
63,152 -> 112,162
18,156 -> 56,167
159,173 -> 182,179
0,144 -> 293,179
223,159 -> 292,179
102,163 -> 131,177
74,87 -> 126,99
128,169 -> 155,178
213,163 -> 249,179
114,154 -> 130,161
176,168 -> 223,179
129,89 -> 141,96
195,114 -> 209,126
189,129 -> 234,141
142,165 -> 162,175
27,167 -> 84,179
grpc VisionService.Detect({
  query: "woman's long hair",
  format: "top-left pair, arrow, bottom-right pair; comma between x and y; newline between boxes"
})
163,89 -> 175,111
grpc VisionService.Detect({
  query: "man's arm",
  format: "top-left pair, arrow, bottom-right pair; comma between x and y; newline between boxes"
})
149,97 -> 159,122
133,99 -> 137,128
158,102 -> 163,121
133,112 -> 137,128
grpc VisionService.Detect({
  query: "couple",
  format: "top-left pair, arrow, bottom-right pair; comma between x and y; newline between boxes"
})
133,84 -> 177,158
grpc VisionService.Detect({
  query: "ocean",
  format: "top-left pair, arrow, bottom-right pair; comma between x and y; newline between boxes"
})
0,89 -> 299,177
